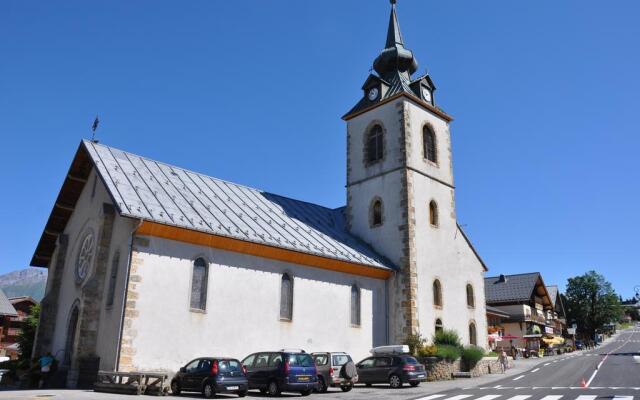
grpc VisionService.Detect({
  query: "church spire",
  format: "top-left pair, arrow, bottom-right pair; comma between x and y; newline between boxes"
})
373,0 -> 419,80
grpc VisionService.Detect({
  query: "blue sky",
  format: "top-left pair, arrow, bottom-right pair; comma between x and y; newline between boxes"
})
1,1 -> 638,299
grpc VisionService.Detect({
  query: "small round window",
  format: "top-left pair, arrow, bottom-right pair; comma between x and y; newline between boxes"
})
75,231 -> 95,283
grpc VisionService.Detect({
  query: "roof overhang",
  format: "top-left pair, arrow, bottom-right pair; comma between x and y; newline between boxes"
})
136,220 -> 393,280
457,224 -> 488,272
30,143 -> 94,268
342,92 -> 453,122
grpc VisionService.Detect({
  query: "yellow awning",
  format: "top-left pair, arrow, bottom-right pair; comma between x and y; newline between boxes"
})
542,336 -> 565,345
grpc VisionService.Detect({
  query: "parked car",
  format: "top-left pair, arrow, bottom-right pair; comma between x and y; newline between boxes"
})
242,350 -> 317,396
355,353 -> 426,388
171,357 -> 248,398
311,352 -> 358,392
575,340 -> 585,350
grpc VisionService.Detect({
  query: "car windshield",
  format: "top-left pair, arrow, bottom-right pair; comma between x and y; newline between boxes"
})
220,360 -> 241,372
402,357 -> 418,364
288,354 -> 314,367
332,354 -> 351,366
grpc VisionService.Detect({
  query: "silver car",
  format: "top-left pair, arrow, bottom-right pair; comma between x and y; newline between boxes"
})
311,352 -> 358,392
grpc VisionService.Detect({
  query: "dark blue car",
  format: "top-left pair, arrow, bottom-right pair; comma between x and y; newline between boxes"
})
242,350 -> 317,396
171,357 -> 248,398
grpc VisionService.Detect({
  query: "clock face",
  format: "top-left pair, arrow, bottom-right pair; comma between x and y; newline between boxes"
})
368,87 -> 379,101
422,88 -> 432,102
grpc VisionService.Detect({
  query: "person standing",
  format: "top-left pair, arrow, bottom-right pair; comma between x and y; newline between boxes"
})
38,352 -> 55,389
499,349 -> 509,373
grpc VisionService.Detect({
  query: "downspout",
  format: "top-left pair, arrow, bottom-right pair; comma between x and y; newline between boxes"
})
114,218 -> 143,372
385,273 -> 391,345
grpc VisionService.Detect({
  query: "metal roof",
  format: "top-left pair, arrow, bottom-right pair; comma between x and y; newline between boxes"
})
484,272 -> 542,304
0,289 -> 18,317
546,285 -> 559,307
82,140 -> 392,271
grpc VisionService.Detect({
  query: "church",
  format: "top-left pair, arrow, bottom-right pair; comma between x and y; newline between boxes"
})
31,0 -> 488,387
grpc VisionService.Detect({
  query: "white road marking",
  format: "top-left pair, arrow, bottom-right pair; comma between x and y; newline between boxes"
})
531,368 -> 540,372
504,396 -> 531,400
512,375 -> 526,381
612,397 -> 633,400
415,395 -> 446,400
574,396 -> 597,400
441,395 -> 473,400
544,362 -> 551,366
538,396 -> 563,400
473,395 -> 502,400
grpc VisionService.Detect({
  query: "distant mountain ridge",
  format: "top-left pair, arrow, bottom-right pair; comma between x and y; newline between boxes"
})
0,268 -> 47,301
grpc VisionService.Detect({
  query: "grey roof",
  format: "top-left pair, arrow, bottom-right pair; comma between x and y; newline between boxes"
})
485,273 -> 542,304
486,305 -> 511,318
546,285 -> 559,307
84,140 -> 392,271
0,289 -> 18,316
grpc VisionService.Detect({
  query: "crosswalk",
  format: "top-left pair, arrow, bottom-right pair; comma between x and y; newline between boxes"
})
414,394 -> 639,400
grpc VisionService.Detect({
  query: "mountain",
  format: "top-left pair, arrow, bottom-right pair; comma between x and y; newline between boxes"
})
0,268 -> 48,301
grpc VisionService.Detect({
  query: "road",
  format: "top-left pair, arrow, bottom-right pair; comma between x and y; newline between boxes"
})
0,328 -> 637,399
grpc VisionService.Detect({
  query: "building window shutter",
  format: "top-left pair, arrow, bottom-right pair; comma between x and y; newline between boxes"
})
366,125 -> 384,164
423,126 -> 437,163
280,273 -> 293,320
190,258 -> 208,311
106,251 -> 120,307
351,285 -> 361,326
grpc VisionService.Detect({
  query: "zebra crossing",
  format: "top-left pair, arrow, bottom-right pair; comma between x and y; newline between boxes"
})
414,393 -> 640,400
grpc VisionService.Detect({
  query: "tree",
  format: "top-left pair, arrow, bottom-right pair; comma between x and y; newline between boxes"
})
564,271 -> 622,339
17,303 -> 40,367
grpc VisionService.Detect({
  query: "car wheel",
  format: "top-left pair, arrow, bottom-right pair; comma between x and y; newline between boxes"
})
171,380 -> 181,396
340,384 -> 353,392
317,376 -> 328,393
267,380 -> 281,396
203,382 -> 215,399
259,388 -> 268,395
389,374 -> 402,389
410,381 -> 420,387
237,390 -> 247,398
300,389 -> 312,396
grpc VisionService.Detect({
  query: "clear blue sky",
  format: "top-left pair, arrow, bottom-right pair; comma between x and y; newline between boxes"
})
1,1 -> 638,299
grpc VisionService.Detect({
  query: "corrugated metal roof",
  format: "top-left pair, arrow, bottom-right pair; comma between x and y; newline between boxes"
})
84,140 -> 392,271
0,289 -> 18,316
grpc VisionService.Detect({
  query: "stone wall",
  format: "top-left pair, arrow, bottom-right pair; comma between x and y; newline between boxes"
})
422,357 -> 514,381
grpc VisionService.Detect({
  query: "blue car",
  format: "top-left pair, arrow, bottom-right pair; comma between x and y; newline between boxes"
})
170,357 -> 248,398
242,350 -> 317,396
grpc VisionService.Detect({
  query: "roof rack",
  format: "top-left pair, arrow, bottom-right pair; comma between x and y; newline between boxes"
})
370,345 -> 410,355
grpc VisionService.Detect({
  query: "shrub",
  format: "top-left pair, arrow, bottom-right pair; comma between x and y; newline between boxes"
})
405,333 -> 427,356
417,344 -> 438,358
436,344 -> 461,362
461,346 -> 485,368
433,329 -> 462,348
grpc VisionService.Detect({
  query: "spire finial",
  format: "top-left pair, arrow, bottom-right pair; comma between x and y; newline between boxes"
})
373,0 -> 418,79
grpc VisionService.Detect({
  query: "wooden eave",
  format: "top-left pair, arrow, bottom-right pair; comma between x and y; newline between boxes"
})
136,221 -> 393,280
342,92 -> 454,122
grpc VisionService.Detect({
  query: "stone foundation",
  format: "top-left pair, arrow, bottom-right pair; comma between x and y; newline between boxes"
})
421,357 -> 514,381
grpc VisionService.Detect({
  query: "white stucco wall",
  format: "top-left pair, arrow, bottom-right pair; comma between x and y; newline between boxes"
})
126,235 -> 387,372
48,169 -> 133,370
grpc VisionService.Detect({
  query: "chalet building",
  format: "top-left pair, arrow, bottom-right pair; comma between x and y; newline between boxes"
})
32,1 -> 489,387
485,273 -> 566,353
0,289 -> 18,358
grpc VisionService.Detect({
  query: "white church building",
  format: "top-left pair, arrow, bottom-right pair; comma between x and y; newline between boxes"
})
32,0 -> 488,387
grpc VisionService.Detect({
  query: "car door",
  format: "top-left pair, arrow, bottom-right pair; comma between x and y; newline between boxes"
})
356,357 -> 375,383
373,356 -> 393,382
241,354 -> 257,389
252,352 -> 272,389
194,358 -> 212,390
182,359 -> 202,391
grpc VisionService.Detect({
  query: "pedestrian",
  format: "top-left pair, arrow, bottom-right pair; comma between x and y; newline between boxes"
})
38,352 -> 55,389
499,349 -> 509,373
511,344 -> 518,360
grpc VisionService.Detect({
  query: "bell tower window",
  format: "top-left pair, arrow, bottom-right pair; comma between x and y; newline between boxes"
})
423,126 -> 437,163
365,124 -> 384,164
429,201 -> 439,227
370,198 -> 384,227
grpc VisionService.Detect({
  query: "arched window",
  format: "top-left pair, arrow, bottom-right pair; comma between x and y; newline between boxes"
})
469,322 -> 477,346
366,125 -> 384,164
190,258 -> 208,311
280,273 -> 294,320
423,126 -> 437,163
429,201 -> 439,227
433,279 -> 442,307
371,198 -> 383,227
466,284 -> 475,308
64,300 -> 80,366
435,318 -> 444,334
350,285 -> 361,327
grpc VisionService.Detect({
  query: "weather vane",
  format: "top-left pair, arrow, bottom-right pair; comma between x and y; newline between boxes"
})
91,115 -> 100,142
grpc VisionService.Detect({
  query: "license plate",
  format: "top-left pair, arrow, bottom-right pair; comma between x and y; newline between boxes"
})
226,386 -> 239,391
417,374 -> 425,378
298,376 -> 310,382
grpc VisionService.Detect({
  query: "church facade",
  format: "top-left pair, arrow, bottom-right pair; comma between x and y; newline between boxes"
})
32,1 -> 488,386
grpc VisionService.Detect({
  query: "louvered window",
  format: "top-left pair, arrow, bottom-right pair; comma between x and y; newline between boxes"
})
190,258 -> 208,311
280,273 -> 293,320
423,126 -> 437,163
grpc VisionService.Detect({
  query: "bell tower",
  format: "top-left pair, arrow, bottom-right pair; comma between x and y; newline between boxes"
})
343,0 -> 460,343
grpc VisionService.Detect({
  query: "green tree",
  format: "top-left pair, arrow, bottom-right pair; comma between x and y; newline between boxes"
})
564,271 -> 622,339
17,303 -> 40,367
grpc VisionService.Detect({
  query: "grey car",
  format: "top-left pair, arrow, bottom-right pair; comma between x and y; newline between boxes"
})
311,352 -> 358,392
